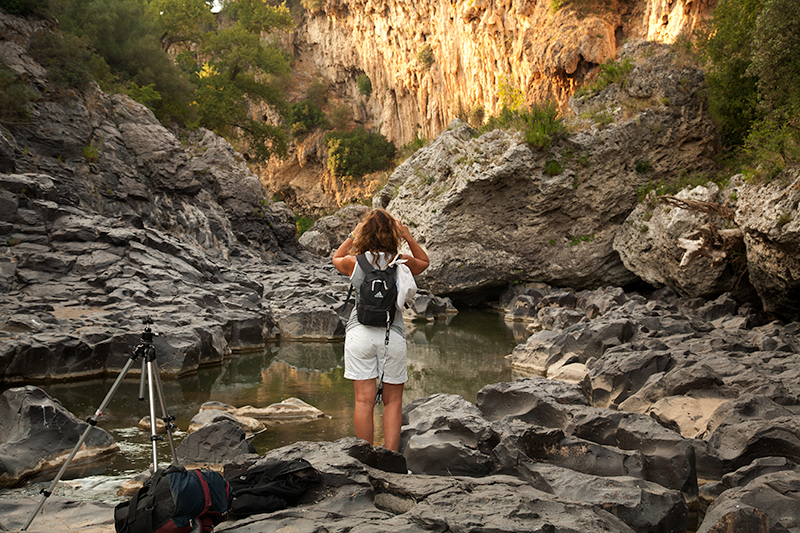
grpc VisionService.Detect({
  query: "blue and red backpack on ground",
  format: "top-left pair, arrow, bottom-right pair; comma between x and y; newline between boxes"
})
114,465 -> 230,533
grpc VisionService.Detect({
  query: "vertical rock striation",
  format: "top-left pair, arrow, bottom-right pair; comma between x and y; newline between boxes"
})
291,0 -> 715,146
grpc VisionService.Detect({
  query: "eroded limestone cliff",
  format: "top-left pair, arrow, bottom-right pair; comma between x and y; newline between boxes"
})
295,0 -> 713,143
263,0 -> 715,213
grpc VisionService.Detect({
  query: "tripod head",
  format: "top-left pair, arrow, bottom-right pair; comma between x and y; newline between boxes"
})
132,316 -> 157,362
140,315 -> 155,343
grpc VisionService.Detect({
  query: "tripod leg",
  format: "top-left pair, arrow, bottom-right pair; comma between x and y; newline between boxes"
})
138,356 -> 147,400
21,356 -> 137,531
149,359 -> 179,465
145,355 -> 160,471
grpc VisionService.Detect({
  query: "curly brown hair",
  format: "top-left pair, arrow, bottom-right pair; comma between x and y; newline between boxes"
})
352,208 -> 402,258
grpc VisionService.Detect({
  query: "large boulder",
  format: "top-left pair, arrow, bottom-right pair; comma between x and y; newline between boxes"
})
735,169 -> 800,321
613,182 -> 753,301
177,420 -> 258,466
0,386 -> 119,487
378,40 -> 718,301
299,204 -> 370,256
697,470 -> 800,533
400,394 -> 497,477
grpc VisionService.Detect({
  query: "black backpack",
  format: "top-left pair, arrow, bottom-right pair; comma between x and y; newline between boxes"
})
114,465 -> 230,533
227,458 -> 323,519
355,254 -> 397,327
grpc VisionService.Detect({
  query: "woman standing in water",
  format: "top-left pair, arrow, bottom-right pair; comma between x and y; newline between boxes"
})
332,208 -> 429,451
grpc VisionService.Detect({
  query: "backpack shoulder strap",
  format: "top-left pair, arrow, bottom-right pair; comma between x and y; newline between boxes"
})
356,253 -> 373,273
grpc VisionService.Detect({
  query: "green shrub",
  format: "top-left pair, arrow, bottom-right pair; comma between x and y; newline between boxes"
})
635,160 -> 653,174
697,0 -> 762,148
301,0 -> 324,11
467,105 -> 485,127
0,65 -> 35,123
543,158 -> 563,176
306,77 -> 329,107
416,45 -> 435,70
577,57 -> 634,97
483,101 -> 566,151
522,102 -> 566,150
400,134 -> 429,158
325,127 -> 397,180
83,139 -> 101,163
29,31 -> 111,90
288,99 -> 328,136
0,0 -> 54,17
296,215 -> 315,236
329,103 -> 353,131
356,73 -> 372,98
497,76 -> 525,112
125,82 -> 162,111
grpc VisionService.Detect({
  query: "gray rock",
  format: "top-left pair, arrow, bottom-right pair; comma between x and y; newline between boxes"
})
697,470 -> 800,533
218,438 -> 640,533
400,393 -> 497,476
0,494 -> 114,533
613,183 -> 751,300
177,420 -> 258,465
299,204 -> 370,256
0,386 -> 119,487
735,169 -> 800,321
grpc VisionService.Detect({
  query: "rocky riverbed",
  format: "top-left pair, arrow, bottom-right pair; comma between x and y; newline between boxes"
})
3,283 -> 800,532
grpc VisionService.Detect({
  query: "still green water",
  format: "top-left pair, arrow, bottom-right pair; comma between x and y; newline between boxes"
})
21,309 -> 528,502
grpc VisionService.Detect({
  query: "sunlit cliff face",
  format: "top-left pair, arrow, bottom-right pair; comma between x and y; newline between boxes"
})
291,0 -> 714,145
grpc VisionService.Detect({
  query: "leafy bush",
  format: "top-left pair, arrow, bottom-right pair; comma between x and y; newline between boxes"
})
288,99 -> 328,136
0,0 -> 54,17
28,31 -> 111,90
497,76 -> 524,112
577,57 -> 634,97
696,0 -> 762,148
356,73 -> 372,98
695,0 -> 800,175
0,65 -> 35,123
543,158 -> 563,176
483,101 -> 566,151
328,103 -> 353,131
416,45 -> 434,70
467,105 -> 485,127
635,160 -> 653,174
325,127 -> 397,180
301,0 -> 324,12
306,77 -> 329,107
296,215 -> 315,236
400,133 -> 429,159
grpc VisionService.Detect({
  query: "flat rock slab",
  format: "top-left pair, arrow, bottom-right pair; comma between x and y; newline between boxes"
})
0,494 -> 114,532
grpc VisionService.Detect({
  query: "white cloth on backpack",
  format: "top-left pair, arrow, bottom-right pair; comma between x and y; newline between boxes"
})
388,256 -> 417,310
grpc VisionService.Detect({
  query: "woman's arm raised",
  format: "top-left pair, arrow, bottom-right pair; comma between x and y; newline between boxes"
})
397,220 -> 429,276
332,234 -> 357,276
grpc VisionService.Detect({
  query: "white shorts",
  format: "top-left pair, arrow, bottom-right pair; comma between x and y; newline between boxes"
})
344,326 -> 408,383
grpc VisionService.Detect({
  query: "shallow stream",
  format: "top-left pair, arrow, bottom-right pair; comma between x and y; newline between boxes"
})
3,309 -> 530,503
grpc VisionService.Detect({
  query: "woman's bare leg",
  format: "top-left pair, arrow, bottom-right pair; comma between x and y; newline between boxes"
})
352,379 -> 377,445
381,383 -> 405,452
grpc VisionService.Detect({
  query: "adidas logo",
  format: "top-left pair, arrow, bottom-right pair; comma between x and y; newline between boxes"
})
374,291 -> 384,298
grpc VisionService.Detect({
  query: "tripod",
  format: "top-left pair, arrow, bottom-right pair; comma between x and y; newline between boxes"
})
21,317 -> 180,531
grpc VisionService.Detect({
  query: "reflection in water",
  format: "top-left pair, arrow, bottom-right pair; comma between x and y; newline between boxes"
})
22,309 -> 525,498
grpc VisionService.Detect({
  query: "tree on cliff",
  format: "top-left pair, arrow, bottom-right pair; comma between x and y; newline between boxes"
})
45,0 -> 197,126
699,0 -> 800,176
151,0 -> 295,161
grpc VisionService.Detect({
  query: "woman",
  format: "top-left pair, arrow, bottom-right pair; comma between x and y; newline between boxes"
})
332,208 -> 429,451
